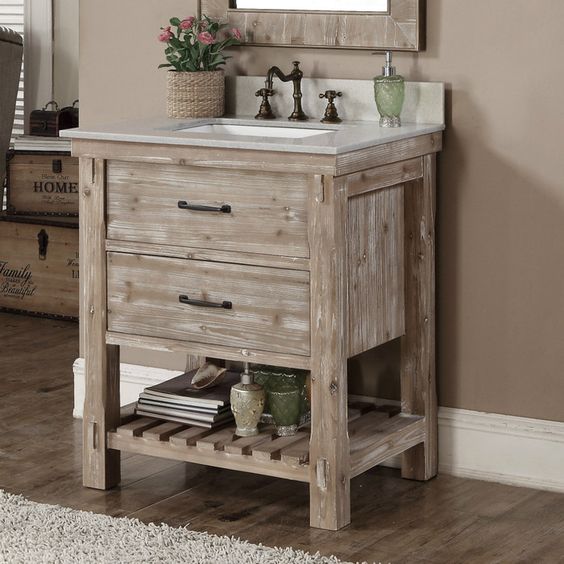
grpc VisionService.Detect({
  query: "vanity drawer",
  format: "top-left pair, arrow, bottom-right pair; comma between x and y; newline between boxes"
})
106,161 -> 309,258
107,252 -> 311,356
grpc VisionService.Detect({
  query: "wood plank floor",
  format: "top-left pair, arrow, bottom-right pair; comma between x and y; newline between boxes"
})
1,312 -> 563,563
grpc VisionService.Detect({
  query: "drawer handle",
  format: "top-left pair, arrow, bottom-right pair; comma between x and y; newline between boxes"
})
178,201 -> 232,214
179,294 -> 233,310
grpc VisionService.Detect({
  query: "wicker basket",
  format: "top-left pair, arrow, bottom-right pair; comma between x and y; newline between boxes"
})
167,70 -> 225,118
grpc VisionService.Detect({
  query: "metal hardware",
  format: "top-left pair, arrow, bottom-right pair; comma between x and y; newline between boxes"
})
257,61 -> 308,121
177,201 -> 231,214
52,159 -> 62,174
319,90 -> 343,124
179,294 -> 233,310
255,87 -> 275,120
37,229 -> 49,260
382,50 -> 396,77
42,100 -> 59,111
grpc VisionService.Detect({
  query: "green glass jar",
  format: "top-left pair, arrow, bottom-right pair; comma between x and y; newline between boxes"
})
374,51 -> 405,128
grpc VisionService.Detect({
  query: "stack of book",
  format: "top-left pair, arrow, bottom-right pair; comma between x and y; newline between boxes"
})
135,369 -> 238,429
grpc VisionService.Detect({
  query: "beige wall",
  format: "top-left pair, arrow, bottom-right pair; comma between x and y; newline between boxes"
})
53,0 -> 79,105
79,0 -> 564,423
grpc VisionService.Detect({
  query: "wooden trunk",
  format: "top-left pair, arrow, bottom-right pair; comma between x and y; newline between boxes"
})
0,215 -> 79,319
6,152 -> 79,216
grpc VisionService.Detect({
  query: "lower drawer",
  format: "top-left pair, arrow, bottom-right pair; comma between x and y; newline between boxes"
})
107,252 -> 311,356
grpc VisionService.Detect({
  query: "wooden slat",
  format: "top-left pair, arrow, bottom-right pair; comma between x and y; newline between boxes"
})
347,183 -> 405,356
119,402 -> 137,425
350,414 -> 425,478
80,157 -> 121,490
169,426 -> 213,446
115,417 -> 162,438
105,240 -> 310,272
142,422 -> 187,441
196,428 -> 236,451
401,153 -> 438,481
308,175 -> 350,531
252,432 -> 308,461
108,432 -> 309,483
280,437 -> 310,467
105,331 -> 311,371
345,157 -> 423,198
224,432 -> 275,455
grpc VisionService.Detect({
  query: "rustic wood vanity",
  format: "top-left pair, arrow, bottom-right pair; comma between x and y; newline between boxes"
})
67,105 -> 443,530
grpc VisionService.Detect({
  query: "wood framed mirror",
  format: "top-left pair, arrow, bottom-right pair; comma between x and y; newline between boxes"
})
201,0 -> 425,51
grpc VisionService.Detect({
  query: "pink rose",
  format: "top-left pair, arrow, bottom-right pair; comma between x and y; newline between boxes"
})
158,26 -> 173,42
231,28 -> 242,41
179,17 -> 195,30
198,31 -> 215,45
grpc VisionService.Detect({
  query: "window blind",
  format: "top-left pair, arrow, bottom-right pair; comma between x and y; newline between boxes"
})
0,0 -> 25,137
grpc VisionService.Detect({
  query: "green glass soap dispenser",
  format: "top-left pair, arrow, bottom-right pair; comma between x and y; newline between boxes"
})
374,51 -> 405,128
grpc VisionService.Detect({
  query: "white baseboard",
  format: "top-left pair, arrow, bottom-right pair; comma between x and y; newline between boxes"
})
73,359 -> 564,494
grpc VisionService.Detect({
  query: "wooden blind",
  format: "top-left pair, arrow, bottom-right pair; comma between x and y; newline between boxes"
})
0,0 -> 25,137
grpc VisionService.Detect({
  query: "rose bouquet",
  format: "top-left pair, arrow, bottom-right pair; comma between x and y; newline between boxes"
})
159,15 -> 241,72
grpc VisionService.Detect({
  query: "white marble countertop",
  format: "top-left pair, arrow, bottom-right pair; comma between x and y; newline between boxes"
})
62,116 -> 444,156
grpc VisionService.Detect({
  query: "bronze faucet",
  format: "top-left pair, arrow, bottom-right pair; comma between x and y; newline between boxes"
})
255,61 -> 308,121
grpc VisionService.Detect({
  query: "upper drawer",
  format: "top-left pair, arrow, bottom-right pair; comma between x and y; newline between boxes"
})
106,161 -> 310,258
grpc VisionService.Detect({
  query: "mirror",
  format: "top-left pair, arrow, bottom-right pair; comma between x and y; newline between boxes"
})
202,0 -> 425,51
234,0 -> 388,12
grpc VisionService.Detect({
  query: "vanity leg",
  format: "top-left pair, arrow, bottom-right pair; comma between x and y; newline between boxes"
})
400,154 -> 438,481
308,175 -> 351,530
80,157 -> 121,489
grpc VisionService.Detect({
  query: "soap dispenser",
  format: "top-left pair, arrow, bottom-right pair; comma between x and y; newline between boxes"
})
374,51 -> 405,128
230,362 -> 265,437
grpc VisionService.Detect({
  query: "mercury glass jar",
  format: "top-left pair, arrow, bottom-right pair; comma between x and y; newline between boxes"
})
374,51 -> 405,128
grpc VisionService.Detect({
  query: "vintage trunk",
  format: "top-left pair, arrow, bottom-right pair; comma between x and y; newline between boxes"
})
6,152 -> 79,216
0,215 -> 79,319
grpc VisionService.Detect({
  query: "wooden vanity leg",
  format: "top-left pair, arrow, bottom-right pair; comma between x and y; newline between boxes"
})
400,154 -> 438,481
80,157 -> 121,490
308,175 -> 351,530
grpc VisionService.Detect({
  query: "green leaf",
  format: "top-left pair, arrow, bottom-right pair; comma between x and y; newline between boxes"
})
158,63 -> 173,69
170,17 -> 181,26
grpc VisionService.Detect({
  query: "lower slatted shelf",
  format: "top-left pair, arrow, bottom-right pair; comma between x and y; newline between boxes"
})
107,402 -> 422,483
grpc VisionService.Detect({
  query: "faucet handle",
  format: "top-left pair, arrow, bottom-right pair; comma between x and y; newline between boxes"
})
319,90 -> 343,103
319,90 -> 343,124
255,88 -> 275,120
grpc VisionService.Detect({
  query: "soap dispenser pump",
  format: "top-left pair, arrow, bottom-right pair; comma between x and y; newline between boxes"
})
230,362 -> 265,437
374,51 -> 405,128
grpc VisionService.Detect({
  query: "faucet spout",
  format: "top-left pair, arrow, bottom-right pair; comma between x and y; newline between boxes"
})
262,61 -> 308,122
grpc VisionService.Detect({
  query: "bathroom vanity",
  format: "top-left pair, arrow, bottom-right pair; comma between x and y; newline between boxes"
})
66,93 -> 443,530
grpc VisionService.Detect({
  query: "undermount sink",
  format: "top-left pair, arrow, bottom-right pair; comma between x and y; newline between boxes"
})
176,123 -> 333,139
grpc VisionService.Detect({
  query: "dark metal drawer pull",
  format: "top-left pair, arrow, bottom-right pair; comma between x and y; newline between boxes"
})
177,201 -> 231,214
179,294 -> 232,310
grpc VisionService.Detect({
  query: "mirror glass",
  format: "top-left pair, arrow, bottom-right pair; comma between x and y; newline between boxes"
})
234,0 -> 388,12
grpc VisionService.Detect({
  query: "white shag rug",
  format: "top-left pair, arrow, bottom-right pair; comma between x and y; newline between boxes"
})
0,490 -> 348,564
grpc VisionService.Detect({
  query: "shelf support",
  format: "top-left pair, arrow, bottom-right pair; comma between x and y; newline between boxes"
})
80,157 -> 121,489
400,153 -> 438,481
308,175 -> 351,530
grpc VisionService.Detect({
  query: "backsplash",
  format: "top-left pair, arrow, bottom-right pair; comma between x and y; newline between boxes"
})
226,77 -> 444,124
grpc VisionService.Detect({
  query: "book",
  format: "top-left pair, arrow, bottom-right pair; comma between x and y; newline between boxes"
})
135,403 -> 234,424
142,369 -> 239,407
134,409 -> 233,429
137,397 -> 231,415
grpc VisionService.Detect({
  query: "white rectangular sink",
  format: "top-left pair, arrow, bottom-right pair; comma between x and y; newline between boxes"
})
177,123 -> 332,139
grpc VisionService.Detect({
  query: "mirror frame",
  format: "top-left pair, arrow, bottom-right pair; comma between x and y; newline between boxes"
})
201,0 -> 425,51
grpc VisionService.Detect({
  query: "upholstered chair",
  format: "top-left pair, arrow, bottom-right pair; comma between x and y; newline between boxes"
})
0,27 -> 23,204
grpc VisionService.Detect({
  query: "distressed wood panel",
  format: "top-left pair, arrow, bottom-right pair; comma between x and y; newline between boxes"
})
79,157 -> 121,489
347,184 -> 405,357
308,175 -> 351,530
106,161 -> 310,258
107,252 -> 311,356
203,0 -> 425,51
401,153 -> 437,481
